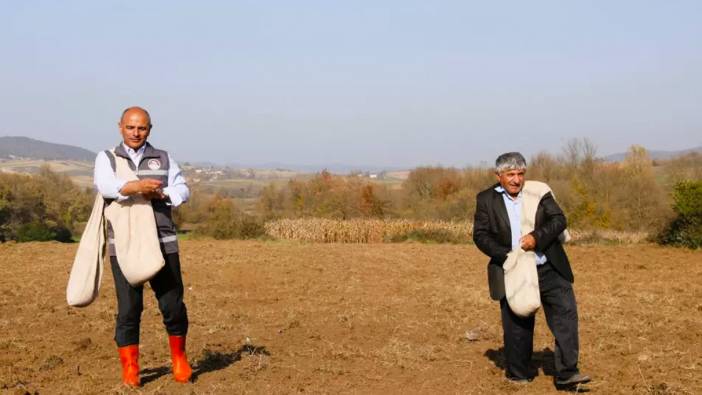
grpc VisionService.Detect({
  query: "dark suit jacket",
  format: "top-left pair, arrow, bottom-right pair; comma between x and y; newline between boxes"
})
473,183 -> 574,300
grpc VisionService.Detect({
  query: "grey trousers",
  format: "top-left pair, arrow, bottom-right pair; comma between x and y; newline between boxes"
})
500,261 -> 580,380
110,253 -> 188,347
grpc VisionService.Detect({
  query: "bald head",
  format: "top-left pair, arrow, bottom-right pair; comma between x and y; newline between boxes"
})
120,106 -> 152,127
118,106 -> 152,149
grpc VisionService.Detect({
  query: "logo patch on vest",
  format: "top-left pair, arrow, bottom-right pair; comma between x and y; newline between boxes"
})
147,159 -> 161,170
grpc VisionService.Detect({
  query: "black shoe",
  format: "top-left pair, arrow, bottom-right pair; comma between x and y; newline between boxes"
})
556,373 -> 591,387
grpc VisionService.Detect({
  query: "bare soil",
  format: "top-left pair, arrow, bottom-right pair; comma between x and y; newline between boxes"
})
0,241 -> 700,394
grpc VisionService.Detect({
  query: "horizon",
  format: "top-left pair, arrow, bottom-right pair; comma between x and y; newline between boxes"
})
1,135 -> 700,173
1,2 -> 701,168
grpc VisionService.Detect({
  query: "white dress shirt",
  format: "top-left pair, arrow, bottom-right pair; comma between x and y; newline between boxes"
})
93,143 -> 190,207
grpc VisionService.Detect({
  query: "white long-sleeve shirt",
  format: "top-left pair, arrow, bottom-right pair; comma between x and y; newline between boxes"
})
93,143 -> 190,207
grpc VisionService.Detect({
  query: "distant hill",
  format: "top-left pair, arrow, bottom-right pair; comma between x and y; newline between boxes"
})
0,136 -> 95,161
227,161 -> 407,174
604,146 -> 702,162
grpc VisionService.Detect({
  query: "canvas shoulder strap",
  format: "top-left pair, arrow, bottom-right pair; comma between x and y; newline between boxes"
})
109,149 -> 139,182
520,181 -> 550,235
520,180 -> 570,243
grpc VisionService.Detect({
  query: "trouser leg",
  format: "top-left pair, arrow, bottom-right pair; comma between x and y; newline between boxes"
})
150,253 -> 188,336
538,262 -> 580,379
110,256 -> 144,347
500,298 -> 535,379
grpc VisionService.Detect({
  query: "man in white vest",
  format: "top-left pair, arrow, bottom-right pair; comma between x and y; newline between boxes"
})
472,152 -> 590,388
93,106 -> 192,387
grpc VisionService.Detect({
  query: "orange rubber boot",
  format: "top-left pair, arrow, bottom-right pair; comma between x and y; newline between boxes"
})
118,345 -> 141,387
168,335 -> 192,383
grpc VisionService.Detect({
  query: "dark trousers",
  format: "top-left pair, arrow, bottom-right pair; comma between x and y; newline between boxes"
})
500,261 -> 580,380
110,253 -> 188,347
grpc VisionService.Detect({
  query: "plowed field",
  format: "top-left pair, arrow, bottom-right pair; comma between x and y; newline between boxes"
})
1,241 -> 700,394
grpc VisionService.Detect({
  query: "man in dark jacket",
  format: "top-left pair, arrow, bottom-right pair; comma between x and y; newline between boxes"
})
473,152 -> 590,387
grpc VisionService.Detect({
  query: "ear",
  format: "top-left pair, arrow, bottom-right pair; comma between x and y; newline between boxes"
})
494,172 -> 500,182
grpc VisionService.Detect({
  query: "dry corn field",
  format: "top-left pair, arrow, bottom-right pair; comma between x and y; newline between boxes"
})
264,219 -> 471,243
1,240 -> 700,394
264,218 -> 650,244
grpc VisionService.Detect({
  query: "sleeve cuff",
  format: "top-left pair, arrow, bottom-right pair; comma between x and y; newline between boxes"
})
116,180 -> 130,201
163,186 -> 183,207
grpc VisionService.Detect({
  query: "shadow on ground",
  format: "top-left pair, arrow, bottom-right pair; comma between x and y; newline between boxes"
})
192,343 -> 270,381
141,366 -> 171,385
140,343 -> 270,385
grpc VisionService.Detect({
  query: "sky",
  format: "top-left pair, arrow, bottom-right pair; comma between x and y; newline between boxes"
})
1,1 -> 701,168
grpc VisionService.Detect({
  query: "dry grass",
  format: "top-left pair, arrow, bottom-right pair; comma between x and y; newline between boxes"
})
264,218 -> 650,244
567,229 -> 651,244
264,218 -> 471,243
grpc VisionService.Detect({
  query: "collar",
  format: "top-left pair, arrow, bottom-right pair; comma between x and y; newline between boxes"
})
114,142 -> 159,159
122,143 -> 146,157
494,185 -> 522,201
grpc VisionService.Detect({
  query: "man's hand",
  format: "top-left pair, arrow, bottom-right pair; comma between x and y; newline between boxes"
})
119,179 -> 163,197
520,234 -> 536,251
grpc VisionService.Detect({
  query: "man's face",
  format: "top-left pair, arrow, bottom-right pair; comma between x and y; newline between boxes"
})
496,168 -> 525,197
119,110 -> 151,149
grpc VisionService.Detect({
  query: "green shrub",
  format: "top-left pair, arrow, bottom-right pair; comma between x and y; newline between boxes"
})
238,218 -> 266,239
16,222 -> 58,242
194,194 -> 266,240
0,169 -> 90,242
658,180 -> 702,248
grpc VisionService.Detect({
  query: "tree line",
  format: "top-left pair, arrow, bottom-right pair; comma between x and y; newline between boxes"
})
0,166 -> 92,242
2,141 -> 701,247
